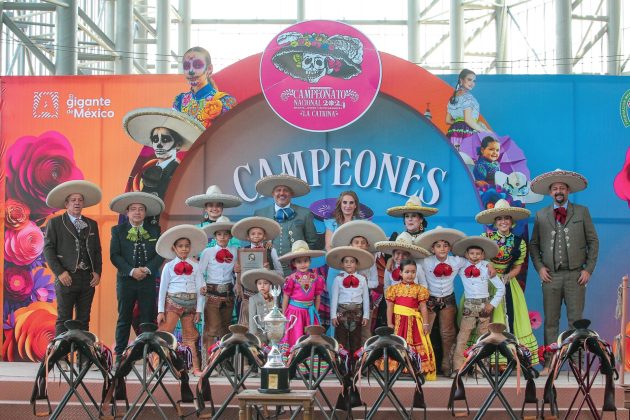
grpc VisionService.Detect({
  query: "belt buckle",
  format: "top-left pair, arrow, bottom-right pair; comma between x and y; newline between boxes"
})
216,283 -> 231,293
77,261 -> 89,270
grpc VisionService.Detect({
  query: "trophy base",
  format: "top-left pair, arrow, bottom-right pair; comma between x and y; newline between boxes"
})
259,367 -> 291,394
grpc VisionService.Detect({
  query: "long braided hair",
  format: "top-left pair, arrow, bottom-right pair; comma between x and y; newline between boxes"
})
449,69 -> 476,105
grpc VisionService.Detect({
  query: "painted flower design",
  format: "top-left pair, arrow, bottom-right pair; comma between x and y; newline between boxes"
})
2,302 -> 57,362
4,221 -> 44,266
30,268 -> 55,303
4,266 -> 34,302
528,310 -> 542,330
200,96 -> 224,128
5,199 -> 30,230
6,131 -> 83,220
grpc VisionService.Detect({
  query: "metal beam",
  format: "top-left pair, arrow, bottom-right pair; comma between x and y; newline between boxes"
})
572,24 -> 607,65
556,0 -> 573,73
2,3 -> 56,12
178,0 -> 190,57
115,0 -> 133,73
2,13 -> 55,73
297,0 -> 305,21
495,0 -> 508,74
407,0 -> 420,63
156,0 -> 170,73
190,18 -> 408,25
450,0 -> 463,73
607,0 -> 620,75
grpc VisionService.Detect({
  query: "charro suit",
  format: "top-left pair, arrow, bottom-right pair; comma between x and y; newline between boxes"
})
44,213 -> 102,335
254,203 -> 319,274
110,222 -> 163,356
530,202 -> 599,354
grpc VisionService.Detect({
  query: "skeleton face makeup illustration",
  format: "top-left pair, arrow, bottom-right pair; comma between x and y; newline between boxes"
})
150,127 -> 180,161
183,51 -> 210,88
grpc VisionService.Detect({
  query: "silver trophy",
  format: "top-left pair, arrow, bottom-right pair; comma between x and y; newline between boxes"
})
253,285 -> 297,393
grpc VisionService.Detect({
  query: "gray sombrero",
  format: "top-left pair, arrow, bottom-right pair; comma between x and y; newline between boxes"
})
231,216 -> 281,242
202,215 -> 234,237
475,199 -> 531,225
46,180 -> 102,209
255,174 -> 310,198
277,240 -> 325,263
326,246 -> 374,271
452,236 -> 500,260
386,195 -> 439,218
415,226 -> 465,251
185,185 -> 242,209
330,220 -> 387,253
241,269 -> 284,292
156,224 -> 207,260
374,232 -> 430,259
109,191 -> 165,217
530,169 -> 588,194
123,107 -> 204,151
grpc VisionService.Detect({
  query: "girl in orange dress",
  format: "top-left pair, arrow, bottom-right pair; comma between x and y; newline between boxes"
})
386,259 -> 436,380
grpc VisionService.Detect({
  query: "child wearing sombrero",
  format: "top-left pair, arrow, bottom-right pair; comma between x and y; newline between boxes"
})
278,241 -> 326,348
326,245 -> 374,357
155,224 -> 207,375
375,232 -> 430,291
241,269 -> 285,345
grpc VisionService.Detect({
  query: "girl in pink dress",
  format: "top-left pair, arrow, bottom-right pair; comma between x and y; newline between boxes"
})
278,240 -> 326,347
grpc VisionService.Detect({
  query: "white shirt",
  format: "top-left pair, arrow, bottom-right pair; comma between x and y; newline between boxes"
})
458,260 -> 505,308
244,243 -> 284,277
157,155 -> 177,169
158,258 -> 204,313
420,255 -> 467,297
331,271 -> 370,320
384,260 -> 428,291
199,244 -> 238,284
359,263 -> 379,289
274,203 -> 292,212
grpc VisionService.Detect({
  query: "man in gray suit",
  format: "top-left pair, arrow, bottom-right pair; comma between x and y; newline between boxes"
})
253,174 -> 319,275
530,169 -> 599,375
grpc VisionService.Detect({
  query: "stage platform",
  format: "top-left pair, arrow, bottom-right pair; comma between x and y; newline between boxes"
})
0,362 -> 627,419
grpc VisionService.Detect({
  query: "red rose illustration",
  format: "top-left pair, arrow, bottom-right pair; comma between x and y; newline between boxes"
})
4,221 -> 44,266
6,131 -> 83,220
528,310 -> 542,330
4,266 -> 33,302
3,302 -> 57,362
5,199 -> 30,230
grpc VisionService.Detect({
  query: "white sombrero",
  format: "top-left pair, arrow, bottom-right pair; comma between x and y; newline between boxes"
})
231,216 -> 281,241
156,224 -> 207,259
475,199 -> 531,225
452,236 -> 500,260
374,232 -> 430,259
530,169 -> 588,194
46,180 -> 102,209
386,195 -> 439,218
415,226 -> 465,251
185,185 -> 242,209
202,216 -> 234,237
330,220 -> 387,253
241,269 -> 285,292
255,174 -> 310,198
326,246 -> 374,271
278,240 -> 325,263
109,191 -> 165,217
123,107 -> 204,151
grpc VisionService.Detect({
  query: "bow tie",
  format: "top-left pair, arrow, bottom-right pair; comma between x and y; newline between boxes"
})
391,268 -> 401,282
216,248 -> 234,263
434,262 -> 453,277
554,207 -> 567,225
275,207 -> 296,222
343,275 -> 360,288
464,265 -> 481,278
174,261 -> 193,275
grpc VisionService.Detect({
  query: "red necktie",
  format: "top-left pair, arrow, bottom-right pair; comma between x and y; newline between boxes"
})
174,261 -> 193,275
216,248 -> 233,263
343,275 -> 360,288
464,265 -> 481,278
554,207 -> 567,224
391,268 -> 401,282
434,262 -> 453,277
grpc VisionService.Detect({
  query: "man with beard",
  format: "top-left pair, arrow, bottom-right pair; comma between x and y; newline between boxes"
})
530,169 -> 599,376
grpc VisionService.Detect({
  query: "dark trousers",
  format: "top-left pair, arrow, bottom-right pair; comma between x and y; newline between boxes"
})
115,276 -> 157,356
54,270 -> 95,336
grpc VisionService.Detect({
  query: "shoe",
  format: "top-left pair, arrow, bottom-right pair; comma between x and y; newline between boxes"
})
193,369 -> 203,377
539,367 -> 551,377
450,372 -> 458,379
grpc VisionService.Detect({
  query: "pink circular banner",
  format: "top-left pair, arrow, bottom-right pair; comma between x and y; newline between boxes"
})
260,20 -> 382,132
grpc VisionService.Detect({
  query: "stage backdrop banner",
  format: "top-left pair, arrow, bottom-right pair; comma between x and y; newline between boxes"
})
1,54 -> 629,370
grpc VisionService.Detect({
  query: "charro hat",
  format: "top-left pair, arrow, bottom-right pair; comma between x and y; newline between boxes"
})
326,246 -> 374,271
277,240 -> 325,263
330,220 -> 386,253
185,185 -> 242,209
530,169 -> 588,194
202,216 -> 234,237
415,226 -> 465,251
386,195 -> 439,218
46,180 -> 102,209
452,236 -> 500,260
123,107 -> 204,151
232,216 -> 281,241
241,269 -> 284,292
475,199 -> 531,225
374,232 -> 430,259
156,224 -> 207,259
109,191 -> 165,217
255,174 -> 310,198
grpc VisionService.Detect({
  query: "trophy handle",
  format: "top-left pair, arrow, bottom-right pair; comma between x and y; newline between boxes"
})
286,314 -> 298,332
253,314 -> 266,332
